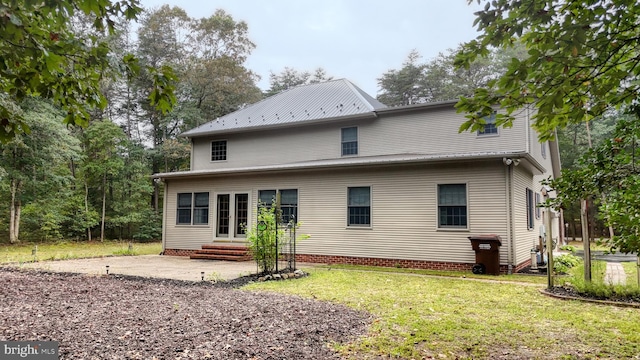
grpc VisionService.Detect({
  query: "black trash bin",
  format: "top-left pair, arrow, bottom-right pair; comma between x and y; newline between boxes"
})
468,235 -> 502,275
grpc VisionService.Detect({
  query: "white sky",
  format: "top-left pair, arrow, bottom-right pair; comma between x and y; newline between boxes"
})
139,0 -> 482,96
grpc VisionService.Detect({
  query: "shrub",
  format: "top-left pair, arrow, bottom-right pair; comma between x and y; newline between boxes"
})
559,245 -> 577,253
554,253 -> 581,274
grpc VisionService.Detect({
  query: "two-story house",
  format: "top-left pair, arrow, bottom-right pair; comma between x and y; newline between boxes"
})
153,79 -> 561,274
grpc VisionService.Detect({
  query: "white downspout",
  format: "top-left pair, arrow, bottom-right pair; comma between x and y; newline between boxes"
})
504,158 -> 514,274
161,179 -> 168,254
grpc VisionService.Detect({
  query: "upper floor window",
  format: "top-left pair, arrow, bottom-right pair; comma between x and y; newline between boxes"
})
438,184 -> 467,229
541,142 -> 547,159
211,140 -> 227,161
477,112 -> 498,136
341,127 -> 358,156
177,192 -> 209,225
347,186 -> 370,227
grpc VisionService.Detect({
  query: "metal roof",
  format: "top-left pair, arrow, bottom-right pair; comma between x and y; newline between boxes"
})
153,151 -> 544,179
181,79 -> 387,138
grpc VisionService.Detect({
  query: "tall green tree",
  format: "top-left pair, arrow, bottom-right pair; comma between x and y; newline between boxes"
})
81,120 -> 126,242
376,50 -> 427,106
265,67 -> 333,97
455,0 -> 640,141
0,0 -> 176,142
0,99 -> 81,243
377,46 -> 526,106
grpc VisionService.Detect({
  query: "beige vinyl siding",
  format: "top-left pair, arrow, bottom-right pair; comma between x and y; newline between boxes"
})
190,108 -> 529,171
164,161 -> 509,265
511,166 -> 543,265
164,182 -> 215,250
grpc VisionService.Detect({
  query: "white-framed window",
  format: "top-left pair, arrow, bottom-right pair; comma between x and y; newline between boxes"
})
437,184 -> 468,229
526,188 -> 534,230
211,140 -> 227,161
177,192 -> 209,225
347,186 -> 370,226
258,189 -> 298,224
541,142 -> 547,159
477,112 -> 498,136
341,127 -> 358,156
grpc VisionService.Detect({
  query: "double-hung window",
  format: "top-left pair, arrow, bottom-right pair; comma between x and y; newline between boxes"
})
477,112 -> 498,136
211,140 -> 227,161
347,186 -> 370,227
535,192 -> 541,219
258,189 -> 298,224
341,127 -> 358,156
177,192 -> 209,225
526,188 -> 534,230
437,184 -> 467,228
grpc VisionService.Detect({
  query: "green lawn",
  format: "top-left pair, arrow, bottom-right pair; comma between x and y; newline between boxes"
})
0,241 -> 162,264
621,262 -> 639,287
245,268 -> 640,359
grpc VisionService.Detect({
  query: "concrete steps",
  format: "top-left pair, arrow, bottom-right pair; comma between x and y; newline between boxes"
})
190,244 -> 251,261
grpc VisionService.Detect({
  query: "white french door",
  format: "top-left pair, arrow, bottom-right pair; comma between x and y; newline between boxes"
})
215,192 -> 249,241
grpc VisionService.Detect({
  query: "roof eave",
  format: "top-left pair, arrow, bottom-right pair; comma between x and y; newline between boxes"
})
153,151 -> 535,180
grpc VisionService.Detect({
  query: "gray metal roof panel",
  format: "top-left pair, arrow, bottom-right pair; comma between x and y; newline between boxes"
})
153,151 -> 538,179
181,79 -> 387,138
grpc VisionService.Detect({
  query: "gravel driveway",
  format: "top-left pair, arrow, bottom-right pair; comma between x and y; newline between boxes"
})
0,268 -> 370,359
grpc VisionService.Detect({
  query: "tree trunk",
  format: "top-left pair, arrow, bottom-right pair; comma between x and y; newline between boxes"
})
100,172 -> 107,242
9,179 -> 21,243
581,199 -> 591,282
85,180 -> 92,241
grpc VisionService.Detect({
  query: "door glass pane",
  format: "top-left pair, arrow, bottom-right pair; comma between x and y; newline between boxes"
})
235,193 -> 248,237
217,194 -> 229,236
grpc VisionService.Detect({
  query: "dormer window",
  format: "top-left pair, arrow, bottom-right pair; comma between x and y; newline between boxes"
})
477,112 -> 498,136
211,140 -> 227,161
341,127 -> 358,156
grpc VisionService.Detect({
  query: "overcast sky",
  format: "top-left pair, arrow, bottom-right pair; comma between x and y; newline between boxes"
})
139,0 -> 482,96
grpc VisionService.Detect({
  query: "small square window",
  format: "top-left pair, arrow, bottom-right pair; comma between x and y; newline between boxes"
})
348,186 -> 370,226
341,127 -> 358,156
478,112 -> 498,136
211,140 -> 227,161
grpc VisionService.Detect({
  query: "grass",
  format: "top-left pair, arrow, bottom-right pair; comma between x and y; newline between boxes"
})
621,262 -> 639,287
566,240 -> 613,252
0,241 -> 162,264
318,263 -> 548,285
246,268 -> 640,359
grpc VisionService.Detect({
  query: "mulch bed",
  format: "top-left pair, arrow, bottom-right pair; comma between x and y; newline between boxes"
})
0,268 -> 371,359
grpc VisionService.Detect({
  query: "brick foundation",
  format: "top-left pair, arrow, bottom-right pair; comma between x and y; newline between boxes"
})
164,249 -> 532,275
163,249 -> 198,257
296,253 -> 474,272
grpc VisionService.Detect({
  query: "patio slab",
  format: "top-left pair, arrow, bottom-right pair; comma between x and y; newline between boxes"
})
13,255 -> 260,282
